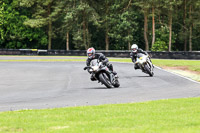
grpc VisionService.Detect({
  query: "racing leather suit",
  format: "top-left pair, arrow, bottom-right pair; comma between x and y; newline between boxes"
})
130,48 -> 148,69
86,53 -> 115,80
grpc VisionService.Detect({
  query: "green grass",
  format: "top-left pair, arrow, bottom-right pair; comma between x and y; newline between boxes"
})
152,59 -> 200,72
0,97 -> 200,133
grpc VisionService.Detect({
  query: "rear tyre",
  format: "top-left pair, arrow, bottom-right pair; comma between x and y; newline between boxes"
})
99,73 -> 113,88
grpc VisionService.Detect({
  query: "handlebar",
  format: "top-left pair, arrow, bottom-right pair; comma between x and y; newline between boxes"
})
84,66 -> 91,70
84,61 -> 104,71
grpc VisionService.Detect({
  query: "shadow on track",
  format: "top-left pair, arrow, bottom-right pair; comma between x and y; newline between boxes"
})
135,76 -> 154,77
122,75 -> 152,79
84,87 -> 113,89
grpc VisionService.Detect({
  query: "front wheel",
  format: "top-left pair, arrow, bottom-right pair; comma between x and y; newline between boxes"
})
99,73 -> 113,88
144,64 -> 154,77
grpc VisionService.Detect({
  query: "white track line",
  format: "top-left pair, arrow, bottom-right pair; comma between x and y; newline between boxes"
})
155,66 -> 200,84
111,61 -> 200,84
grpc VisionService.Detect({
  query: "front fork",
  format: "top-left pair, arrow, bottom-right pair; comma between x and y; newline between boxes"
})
95,70 -> 114,84
104,70 -> 116,84
146,59 -> 153,72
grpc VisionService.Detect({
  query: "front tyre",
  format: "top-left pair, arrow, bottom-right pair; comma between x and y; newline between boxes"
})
99,73 -> 113,88
144,64 -> 153,77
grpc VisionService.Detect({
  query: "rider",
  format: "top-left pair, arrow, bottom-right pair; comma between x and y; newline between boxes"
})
130,44 -> 149,69
84,47 -> 117,80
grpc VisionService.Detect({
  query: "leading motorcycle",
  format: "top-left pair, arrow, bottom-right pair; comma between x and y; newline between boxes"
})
135,53 -> 154,77
84,59 -> 120,88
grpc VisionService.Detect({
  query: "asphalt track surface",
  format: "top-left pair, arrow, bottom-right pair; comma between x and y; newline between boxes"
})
0,59 -> 200,112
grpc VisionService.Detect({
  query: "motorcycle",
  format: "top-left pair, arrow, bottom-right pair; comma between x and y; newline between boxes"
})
84,59 -> 120,88
135,53 -> 154,77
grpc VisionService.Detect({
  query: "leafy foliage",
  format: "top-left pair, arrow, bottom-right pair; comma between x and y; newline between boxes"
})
0,0 -> 200,51
152,25 -> 176,51
0,0 -> 47,49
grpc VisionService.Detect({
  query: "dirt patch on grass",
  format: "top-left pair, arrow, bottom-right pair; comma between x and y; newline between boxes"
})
160,66 -> 200,82
161,66 -> 200,75
50,126 -> 69,130
0,127 -> 23,132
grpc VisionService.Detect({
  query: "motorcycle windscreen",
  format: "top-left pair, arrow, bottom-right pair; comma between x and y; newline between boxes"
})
137,53 -> 145,58
90,59 -> 98,66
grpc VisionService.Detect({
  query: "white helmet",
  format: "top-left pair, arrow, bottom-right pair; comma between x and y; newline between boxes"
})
87,47 -> 95,59
131,44 -> 138,53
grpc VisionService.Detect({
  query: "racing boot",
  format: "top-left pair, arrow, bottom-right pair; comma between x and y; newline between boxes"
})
134,64 -> 140,70
112,71 -> 119,80
112,71 -> 117,75
90,75 -> 96,81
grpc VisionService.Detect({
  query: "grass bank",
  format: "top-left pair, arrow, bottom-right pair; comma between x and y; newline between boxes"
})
151,59 -> 200,82
0,97 -> 200,132
152,59 -> 200,72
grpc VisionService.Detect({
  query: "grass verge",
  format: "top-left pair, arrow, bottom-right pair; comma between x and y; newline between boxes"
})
151,59 -> 200,82
0,97 -> 200,132
152,59 -> 200,72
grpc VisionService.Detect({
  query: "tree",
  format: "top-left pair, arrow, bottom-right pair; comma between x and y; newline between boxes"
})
0,1 -> 6,42
183,0 -> 187,51
0,0 -> 47,49
149,0 -> 160,48
159,0 -> 182,51
1,0 -> 200,51
187,0 -> 200,51
20,0 -> 63,50
49,0 -> 74,50
63,0 -> 99,50
135,0 -> 150,51
108,1 -> 138,50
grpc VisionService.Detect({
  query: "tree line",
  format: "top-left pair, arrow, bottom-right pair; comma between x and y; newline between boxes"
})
0,0 -> 200,51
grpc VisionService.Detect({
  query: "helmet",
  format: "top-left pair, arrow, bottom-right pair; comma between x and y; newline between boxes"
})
87,47 -> 95,59
131,44 -> 138,53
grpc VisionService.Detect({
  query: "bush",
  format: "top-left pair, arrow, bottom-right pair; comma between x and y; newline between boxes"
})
152,39 -> 168,51
151,25 -> 177,51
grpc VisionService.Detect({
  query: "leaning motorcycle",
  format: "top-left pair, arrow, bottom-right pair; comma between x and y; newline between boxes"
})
135,53 -> 154,77
84,59 -> 120,88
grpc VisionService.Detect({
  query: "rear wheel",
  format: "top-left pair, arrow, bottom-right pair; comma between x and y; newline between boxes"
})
99,73 -> 113,88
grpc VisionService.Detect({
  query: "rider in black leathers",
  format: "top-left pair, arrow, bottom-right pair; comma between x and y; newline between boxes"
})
130,44 -> 149,69
85,47 -> 116,81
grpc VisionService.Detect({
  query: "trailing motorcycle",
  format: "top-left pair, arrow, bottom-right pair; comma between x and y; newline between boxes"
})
135,53 -> 154,77
84,59 -> 120,88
